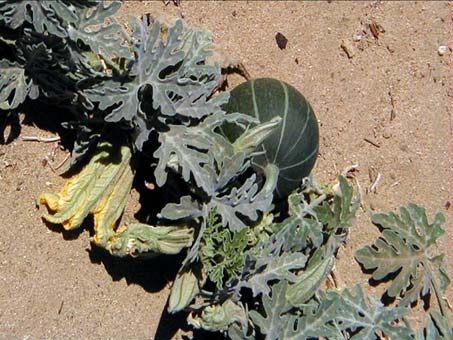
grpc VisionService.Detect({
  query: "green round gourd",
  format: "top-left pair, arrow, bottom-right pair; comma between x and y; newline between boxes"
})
222,78 -> 319,198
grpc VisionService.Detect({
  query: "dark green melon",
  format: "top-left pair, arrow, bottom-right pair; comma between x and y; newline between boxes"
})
222,78 -> 319,198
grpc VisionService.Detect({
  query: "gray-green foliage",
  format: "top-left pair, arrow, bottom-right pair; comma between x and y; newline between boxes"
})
0,0 -> 236,163
0,0 -> 128,161
355,204 -> 449,306
170,178 -> 451,340
166,176 -> 362,334
249,283 -> 413,340
356,204 -> 452,339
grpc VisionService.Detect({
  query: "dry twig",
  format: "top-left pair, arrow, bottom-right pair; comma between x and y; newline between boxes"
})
53,153 -> 71,171
364,138 -> 380,148
370,172 -> 382,193
22,136 -> 61,143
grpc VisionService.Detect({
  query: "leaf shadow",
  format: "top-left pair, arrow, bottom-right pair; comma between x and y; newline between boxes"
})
40,211 -> 95,241
154,311 -> 228,340
154,309 -> 190,340
131,143 -> 191,226
43,219 -> 89,241
42,203 -> 184,295
357,262 -> 422,307
20,98 -> 78,141
0,110 -> 21,144
20,100 -> 77,149
88,246 -> 185,294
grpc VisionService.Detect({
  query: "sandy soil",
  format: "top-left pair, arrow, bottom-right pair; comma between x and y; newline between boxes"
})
0,1 -> 451,339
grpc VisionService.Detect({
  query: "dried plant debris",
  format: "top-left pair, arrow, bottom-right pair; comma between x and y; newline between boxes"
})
369,20 -> 385,40
341,40 -> 355,59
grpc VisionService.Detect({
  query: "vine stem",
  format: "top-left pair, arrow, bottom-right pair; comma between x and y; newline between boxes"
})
22,136 -> 60,143
428,261 -> 452,335
310,194 -> 327,208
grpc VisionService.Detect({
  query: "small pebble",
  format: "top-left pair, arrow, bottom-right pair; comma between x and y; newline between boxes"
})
382,131 -> 392,139
438,45 -> 448,56
352,32 -> 363,42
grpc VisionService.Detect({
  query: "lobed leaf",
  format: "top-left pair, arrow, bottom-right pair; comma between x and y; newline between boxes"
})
355,204 -> 450,306
237,222 -> 308,298
209,163 -> 278,231
333,285 -> 413,340
67,1 -> 129,62
251,283 -> 413,340
415,311 -> 453,340
248,281 -> 292,340
0,0 -> 75,37
278,191 -> 324,249
84,18 -> 224,150
0,59 -> 30,110
153,120 -> 218,192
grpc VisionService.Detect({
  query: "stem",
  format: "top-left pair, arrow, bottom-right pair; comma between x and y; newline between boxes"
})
262,163 -> 279,195
233,116 -> 282,156
310,194 -> 327,208
429,262 -> 452,335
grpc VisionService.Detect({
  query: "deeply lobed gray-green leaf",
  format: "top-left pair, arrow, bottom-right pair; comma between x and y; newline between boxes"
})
153,113 -> 227,192
332,285 -> 413,340
243,250 -> 307,298
0,59 -> 30,110
250,283 -> 413,340
208,162 -> 278,231
154,111 -> 249,192
415,311 -> 453,340
0,0 -> 77,37
277,191 -> 324,249
249,281 -> 340,340
355,204 -> 450,306
67,1 -> 130,62
283,295 -> 341,340
235,220 -> 309,298
156,113 -> 278,231
248,281 -> 293,340
84,18 -> 225,150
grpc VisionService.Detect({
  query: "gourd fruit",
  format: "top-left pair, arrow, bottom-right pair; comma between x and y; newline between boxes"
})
222,78 -> 319,199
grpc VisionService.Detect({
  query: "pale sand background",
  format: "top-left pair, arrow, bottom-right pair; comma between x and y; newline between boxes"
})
0,1 -> 451,339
